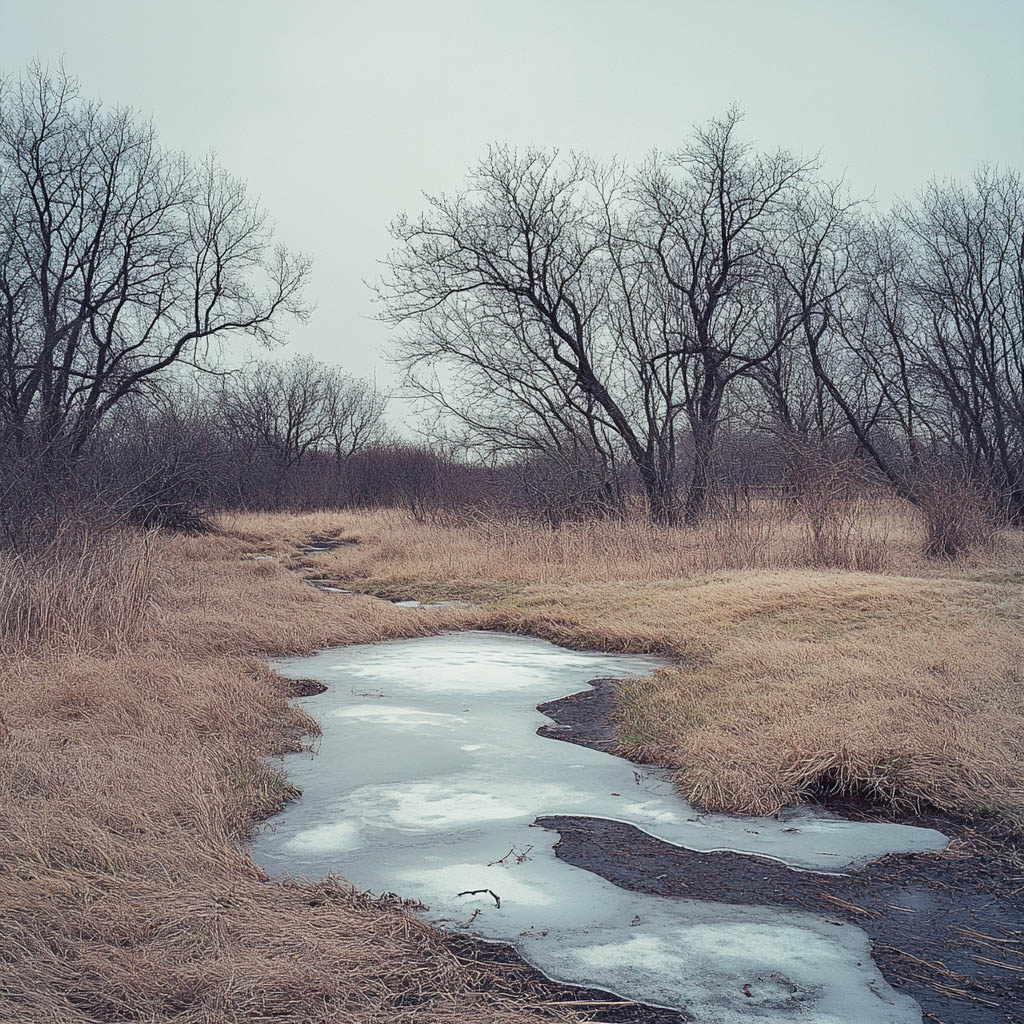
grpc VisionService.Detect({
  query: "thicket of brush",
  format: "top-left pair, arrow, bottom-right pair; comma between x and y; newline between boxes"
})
4,405 -> 1008,573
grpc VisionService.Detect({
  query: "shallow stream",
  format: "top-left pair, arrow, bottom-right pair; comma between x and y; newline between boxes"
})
252,630 -> 947,1023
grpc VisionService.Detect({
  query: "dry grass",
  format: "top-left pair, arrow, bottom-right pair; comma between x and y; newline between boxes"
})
505,573 -> 1024,824
263,503 -> 1023,596
3,502 -> 1023,1022
0,525 -> 154,656
0,525 -> 586,1023
266,507 -> 1024,825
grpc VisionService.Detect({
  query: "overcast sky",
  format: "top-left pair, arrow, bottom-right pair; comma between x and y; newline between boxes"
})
2,0 -> 1023,423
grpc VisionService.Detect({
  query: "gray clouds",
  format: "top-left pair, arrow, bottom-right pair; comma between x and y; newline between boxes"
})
2,0 -> 1022,414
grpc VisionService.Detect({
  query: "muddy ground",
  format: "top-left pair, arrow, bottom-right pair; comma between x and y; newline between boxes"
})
534,679 -> 1024,1024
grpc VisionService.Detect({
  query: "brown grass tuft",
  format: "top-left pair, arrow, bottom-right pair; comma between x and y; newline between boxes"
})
0,525 -> 155,656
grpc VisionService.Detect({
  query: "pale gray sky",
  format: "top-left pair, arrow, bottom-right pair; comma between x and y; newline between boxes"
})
2,0 -> 1023,420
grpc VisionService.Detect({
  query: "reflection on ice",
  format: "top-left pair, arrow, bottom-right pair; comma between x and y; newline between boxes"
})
335,705 -> 468,729
252,630 -> 942,1023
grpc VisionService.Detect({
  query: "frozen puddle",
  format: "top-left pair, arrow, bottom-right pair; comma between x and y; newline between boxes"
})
252,630 -> 946,1023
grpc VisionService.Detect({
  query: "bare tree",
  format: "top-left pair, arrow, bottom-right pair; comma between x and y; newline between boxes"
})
773,183 -> 910,490
0,63 -> 310,460
379,148 -> 654,515
217,355 -> 387,502
734,275 -> 843,443
776,166 -> 1024,531
633,109 -> 814,523
901,168 -> 1024,515
380,116 -> 813,524
323,372 -> 389,465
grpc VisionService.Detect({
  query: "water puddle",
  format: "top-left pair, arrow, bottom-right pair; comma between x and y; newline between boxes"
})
252,630 -> 946,1023
302,579 -> 477,605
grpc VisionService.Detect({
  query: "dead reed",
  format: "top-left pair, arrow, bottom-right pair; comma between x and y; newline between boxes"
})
0,525 -> 155,656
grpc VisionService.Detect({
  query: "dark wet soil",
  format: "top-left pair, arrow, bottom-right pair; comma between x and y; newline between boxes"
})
281,676 -> 328,697
537,676 -> 625,753
536,680 -> 1024,1024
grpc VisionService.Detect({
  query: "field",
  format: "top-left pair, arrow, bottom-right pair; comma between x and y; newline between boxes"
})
2,502 -> 1023,1021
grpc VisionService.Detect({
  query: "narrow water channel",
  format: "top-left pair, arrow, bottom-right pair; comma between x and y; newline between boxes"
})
252,630 -> 947,1023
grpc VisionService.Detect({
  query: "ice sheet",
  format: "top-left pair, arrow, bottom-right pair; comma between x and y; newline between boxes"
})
252,630 -> 942,1022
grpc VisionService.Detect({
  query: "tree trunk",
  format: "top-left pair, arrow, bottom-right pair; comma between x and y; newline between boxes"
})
684,444 -> 712,526
639,459 -> 677,525
683,379 -> 724,527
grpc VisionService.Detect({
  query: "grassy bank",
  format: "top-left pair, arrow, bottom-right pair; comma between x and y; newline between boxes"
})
2,504 -> 1022,1021
265,507 -> 1024,825
0,526 -> 574,1023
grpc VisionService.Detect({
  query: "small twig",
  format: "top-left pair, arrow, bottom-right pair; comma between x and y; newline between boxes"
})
535,1000 -> 637,1008
820,893 -> 875,917
930,984 -> 999,1008
957,926 -> 1022,946
879,946 -> 970,982
457,888 -> 501,908
488,844 -> 534,866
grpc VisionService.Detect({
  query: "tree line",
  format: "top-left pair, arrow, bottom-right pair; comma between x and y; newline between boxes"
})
0,65 -> 393,535
379,110 -> 1024,527
1,64 -> 1021,548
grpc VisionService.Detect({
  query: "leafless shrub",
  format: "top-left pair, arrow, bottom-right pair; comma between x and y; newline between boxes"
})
914,465 -> 1004,559
695,504 -> 786,570
765,436 -> 889,571
796,473 -> 873,569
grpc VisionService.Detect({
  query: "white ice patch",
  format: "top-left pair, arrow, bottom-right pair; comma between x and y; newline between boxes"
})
334,705 -> 466,729
254,630 -> 943,1022
342,779 -> 594,831
348,782 -> 538,829
284,820 -> 361,853
547,911 -> 909,1024
403,862 -> 557,908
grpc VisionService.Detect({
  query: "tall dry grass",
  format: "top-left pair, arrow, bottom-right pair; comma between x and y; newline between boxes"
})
244,497 -> 1022,598
0,525 -> 588,1024
0,525 -> 154,656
